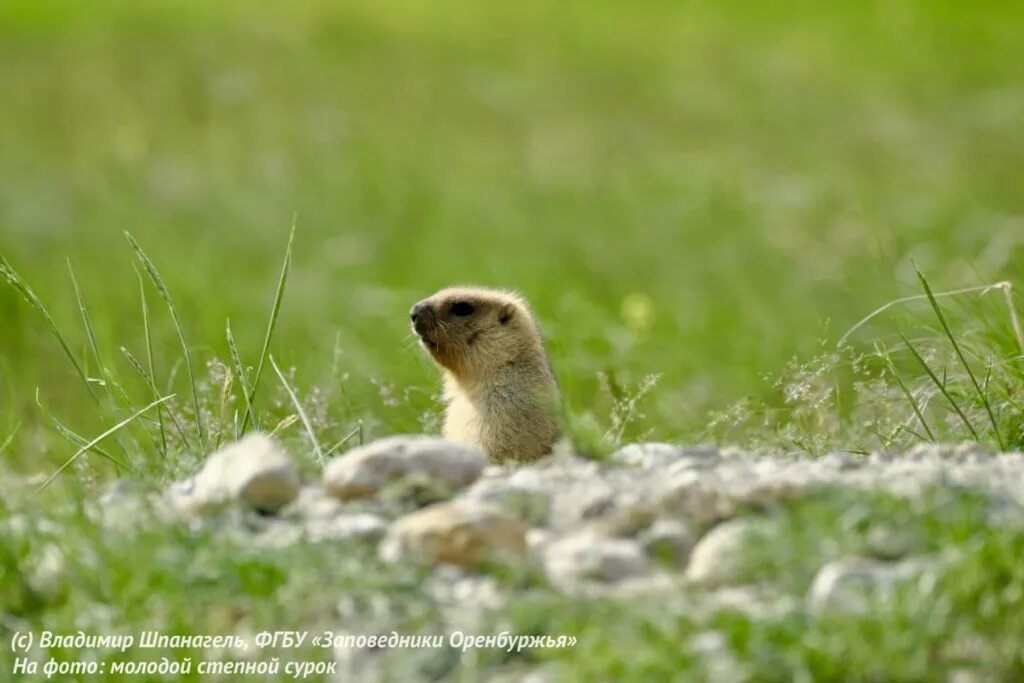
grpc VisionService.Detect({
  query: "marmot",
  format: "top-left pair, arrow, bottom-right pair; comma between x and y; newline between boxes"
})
410,286 -> 561,463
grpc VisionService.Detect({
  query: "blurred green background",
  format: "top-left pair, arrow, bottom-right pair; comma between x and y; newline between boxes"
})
2,0 -> 1023,469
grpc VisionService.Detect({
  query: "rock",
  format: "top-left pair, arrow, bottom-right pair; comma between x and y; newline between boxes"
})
657,469 -> 738,528
305,513 -> 388,543
807,556 -> 941,615
904,442 -> 995,463
821,451 -> 862,470
464,477 -> 552,526
173,434 -> 299,514
252,484 -> 388,545
281,485 -> 347,521
465,455 -> 619,530
612,443 -> 719,470
544,532 -> 651,586
602,572 -> 682,599
324,436 -> 487,501
427,567 -> 505,611
685,517 -> 777,587
612,443 -> 680,468
252,520 -> 305,549
865,524 -> 921,560
380,500 -> 527,568
639,518 -> 694,567
526,528 -> 552,551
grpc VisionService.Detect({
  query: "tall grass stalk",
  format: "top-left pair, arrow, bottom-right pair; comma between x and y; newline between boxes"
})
269,354 -> 324,463
125,232 -> 205,449
136,267 -> 168,457
67,260 -> 142,461
35,394 -> 175,493
66,261 -> 107,395
35,389 -> 130,472
225,319 -> 256,436
0,253 -> 100,405
915,266 -> 1005,450
215,368 -> 233,450
119,345 -> 191,450
325,422 -> 362,458
241,219 -> 297,433
0,422 -> 19,457
1000,282 -> 1024,355
875,341 -> 936,442
899,331 -> 981,442
269,414 -> 298,438
837,282 -> 1015,349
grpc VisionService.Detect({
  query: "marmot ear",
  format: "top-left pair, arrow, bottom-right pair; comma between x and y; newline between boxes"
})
498,303 -> 515,325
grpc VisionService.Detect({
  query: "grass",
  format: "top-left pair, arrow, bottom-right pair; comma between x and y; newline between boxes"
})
6,485 -> 1019,681
495,489 -> 1024,682
126,231 -> 206,449
2,0 -> 1024,680
242,218 -> 296,434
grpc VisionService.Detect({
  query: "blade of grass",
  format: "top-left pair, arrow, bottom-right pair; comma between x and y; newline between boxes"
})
866,424 -> 896,450
899,330 -> 981,442
136,266 -> 168,457
0,422 -> 19,457
215,366 -> 233,450
226,319 -> 256,434
915,266 -> 1005,450
875,341 -> 936,442
241,219 -> 296,432
838,282 -> 1011,348
894,424 -> 927,442
324,421 -> 363,458
1000,281 -> 1024,355
165,357 -> 184,396
67,260 -> 109,396
269,354 -> 324,463
35,389 -> 130,471
269,414 -> 298,438
35,394 -> 175,493
1,253 -> 100,404
125,232 -> 205,449
67,258 -> 137,442
120,346 -> 192,449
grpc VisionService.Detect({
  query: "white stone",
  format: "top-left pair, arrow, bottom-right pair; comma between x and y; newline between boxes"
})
380,500 -> 527,568
323,436 -> 487,500
613,442 -> 718,469
464,477 -> 552,526
174,433 -> 299,514
544,532 -> 651,586
305,513 -> 388,543
657,469 -> 738,527
640,518 -> 695,567
685,517 -> 777,587
282,485 -> 347,520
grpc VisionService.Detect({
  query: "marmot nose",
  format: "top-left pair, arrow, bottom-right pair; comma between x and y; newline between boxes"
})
410,301 -> 431,323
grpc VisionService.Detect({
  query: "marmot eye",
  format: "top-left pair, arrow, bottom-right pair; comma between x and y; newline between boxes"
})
451,301 -> 475,317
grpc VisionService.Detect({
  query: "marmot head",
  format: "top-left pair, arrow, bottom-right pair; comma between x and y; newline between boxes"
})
410,286 -> 542,380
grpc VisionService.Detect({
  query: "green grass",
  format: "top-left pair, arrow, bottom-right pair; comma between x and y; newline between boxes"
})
2,0 -> 1024,680
6,485 -> 1020,681
497,489 -> 1024,682
2,0 -> 1023,468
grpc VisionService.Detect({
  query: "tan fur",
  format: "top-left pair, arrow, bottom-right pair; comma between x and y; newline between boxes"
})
410,286 -> 561,463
